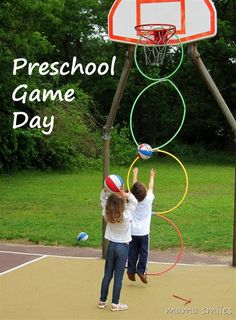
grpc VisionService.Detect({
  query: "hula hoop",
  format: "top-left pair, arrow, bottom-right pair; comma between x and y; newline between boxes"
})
146,214 -> 184,276
126,150 -> 188,215
129,79 -> 186,150
134,32 -> 184,81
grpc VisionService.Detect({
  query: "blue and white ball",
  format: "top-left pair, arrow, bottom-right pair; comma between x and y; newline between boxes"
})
77,232 -> 89,241
138,143 -> 153,160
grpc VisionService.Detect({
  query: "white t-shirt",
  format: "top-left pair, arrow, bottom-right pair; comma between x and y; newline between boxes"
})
100,190 -> 138,243
131,190 -> 155,236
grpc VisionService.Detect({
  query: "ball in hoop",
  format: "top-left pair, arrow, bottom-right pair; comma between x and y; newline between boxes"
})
138,143 -> 153,160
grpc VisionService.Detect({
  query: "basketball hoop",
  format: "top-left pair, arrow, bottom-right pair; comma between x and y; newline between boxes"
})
135,24 -> 176,66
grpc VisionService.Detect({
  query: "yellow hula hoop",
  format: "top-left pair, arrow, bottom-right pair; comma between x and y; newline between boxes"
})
127,156 -> 140,191
126,150 -> 189,215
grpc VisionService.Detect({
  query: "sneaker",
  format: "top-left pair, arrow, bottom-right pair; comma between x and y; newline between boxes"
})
111,303 -> 128,312
137,273 -> 148,284
98,300 -> 108,309
127,272 -> 136,281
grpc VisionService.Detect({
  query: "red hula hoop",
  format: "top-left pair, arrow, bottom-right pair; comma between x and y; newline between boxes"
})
146,215 -> 184,276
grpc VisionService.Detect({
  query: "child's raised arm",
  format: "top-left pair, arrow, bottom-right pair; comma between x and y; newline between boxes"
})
133,167 -> 139,185
119,186 -> 138,218
100,188 -> 108,216
148,168 -> 157,192
119,185 -> 128,198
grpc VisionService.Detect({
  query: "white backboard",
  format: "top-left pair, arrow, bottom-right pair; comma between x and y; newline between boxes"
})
108,0 -> 217,45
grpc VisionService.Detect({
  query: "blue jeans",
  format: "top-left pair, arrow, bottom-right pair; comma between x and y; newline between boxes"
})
100,241 -> 129,304
128,234 -> 149,274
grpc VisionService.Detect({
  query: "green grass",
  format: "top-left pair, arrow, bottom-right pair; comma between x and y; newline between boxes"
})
0,158 -> 234,251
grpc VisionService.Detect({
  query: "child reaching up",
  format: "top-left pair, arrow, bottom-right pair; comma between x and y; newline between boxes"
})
98,186 -> 137,312
127,167 -> 157,284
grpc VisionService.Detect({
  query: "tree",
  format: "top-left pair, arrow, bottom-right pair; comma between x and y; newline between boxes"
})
0,0 -> 102,171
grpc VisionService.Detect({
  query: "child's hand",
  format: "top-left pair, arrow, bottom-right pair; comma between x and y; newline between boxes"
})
119,185 -> 129,198
133,167 -> 139,175
150,168 -> 157,177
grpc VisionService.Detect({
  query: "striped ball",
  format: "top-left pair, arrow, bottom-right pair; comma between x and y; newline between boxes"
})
138,143 -> 153,160
77,232 -> 89,241
104,174 -> 124,193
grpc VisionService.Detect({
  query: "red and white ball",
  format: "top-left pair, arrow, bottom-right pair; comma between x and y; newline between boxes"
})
104,174 -> 124,193
138,143 -> 153,160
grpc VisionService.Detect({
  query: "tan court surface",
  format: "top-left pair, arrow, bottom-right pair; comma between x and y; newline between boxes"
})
1,256 -> 235,320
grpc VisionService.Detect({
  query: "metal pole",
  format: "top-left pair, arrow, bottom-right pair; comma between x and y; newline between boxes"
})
102,45 -> 134,259
188,43 -> 236,266
102,131 -> 110,259
233,135 -> 236,266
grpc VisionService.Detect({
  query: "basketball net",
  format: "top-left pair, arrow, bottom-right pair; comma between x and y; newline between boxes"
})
135,24 -> 176,66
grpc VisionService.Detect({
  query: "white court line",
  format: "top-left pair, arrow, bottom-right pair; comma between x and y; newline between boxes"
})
0,250 -> 100,260
148,261 -> 230,267
0,250 -> 230,267
0,250 -> 44,257
48,255 -> 100,260
0,255 -> 47,276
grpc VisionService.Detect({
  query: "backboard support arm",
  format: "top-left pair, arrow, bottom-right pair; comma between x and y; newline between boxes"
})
102,45 -> 134,259
188,43 -> 236,267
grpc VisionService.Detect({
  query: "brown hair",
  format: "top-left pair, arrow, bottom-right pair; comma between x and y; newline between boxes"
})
105,193 -> 125,223
131,182 -> 147,202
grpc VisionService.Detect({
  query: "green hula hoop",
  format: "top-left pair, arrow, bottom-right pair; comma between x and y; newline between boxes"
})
134,33 -> 184,81
130,79 -> 186,150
